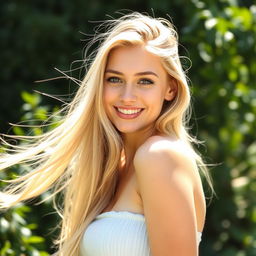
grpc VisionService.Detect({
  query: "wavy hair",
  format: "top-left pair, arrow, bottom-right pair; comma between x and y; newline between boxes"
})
0,12 -> 213,255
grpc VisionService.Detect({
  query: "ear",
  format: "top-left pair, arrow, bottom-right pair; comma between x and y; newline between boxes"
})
164,77 -> 177,101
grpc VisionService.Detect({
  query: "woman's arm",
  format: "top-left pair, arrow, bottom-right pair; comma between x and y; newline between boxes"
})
134,137 -> 201,256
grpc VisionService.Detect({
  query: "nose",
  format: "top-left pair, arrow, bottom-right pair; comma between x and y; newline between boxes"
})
120,85 -> 137,103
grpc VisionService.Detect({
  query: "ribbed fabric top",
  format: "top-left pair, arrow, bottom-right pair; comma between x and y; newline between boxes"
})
80,211 -> 202,256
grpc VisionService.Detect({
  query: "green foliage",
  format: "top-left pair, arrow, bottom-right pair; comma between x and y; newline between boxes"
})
0,0 -> 255,255
178,1 -> 256,255
0,92 -> 60,255
0,203 -> 48,256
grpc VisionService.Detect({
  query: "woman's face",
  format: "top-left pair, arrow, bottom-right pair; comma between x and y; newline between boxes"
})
103,44 -> 175,135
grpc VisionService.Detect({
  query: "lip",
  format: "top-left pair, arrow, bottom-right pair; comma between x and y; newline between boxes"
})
114,106 -> 144,119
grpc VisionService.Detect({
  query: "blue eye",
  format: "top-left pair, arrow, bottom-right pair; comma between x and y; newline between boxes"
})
139,79 -> 154,85
107,77 -> 122,83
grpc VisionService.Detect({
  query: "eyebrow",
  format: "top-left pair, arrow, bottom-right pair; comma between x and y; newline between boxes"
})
105,69 -> 159,78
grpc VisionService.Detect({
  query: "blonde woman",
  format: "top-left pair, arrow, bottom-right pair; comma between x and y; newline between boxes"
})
0,12 -> 213,256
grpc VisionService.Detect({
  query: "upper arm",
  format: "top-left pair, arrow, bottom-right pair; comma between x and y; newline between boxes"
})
134,139 -> 199,256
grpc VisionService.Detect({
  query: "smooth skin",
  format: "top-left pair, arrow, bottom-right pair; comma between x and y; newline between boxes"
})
134,137 -> 205,256
103,44 -> 206,256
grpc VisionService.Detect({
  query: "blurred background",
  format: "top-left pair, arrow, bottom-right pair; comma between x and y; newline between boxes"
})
0,0 -> 255,255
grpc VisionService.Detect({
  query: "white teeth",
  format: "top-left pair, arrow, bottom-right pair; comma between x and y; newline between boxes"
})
117,108 -> 142,115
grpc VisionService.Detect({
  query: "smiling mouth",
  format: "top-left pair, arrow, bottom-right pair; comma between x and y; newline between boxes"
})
114,107 -> 144,118
116,107 -> 143,114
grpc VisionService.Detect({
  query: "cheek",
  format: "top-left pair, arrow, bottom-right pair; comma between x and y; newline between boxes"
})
103,87 -> 113,105
150,96 -> 166,116
146,90 -> 165,106
103,91 -> 112,119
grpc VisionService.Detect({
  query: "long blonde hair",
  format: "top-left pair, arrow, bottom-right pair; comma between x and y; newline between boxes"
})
0,12 -> 213,255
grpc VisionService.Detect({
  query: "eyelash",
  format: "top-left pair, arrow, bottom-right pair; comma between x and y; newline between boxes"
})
138,79 -> 153,85
106,77 -> 154,85
107,77 -> 122,83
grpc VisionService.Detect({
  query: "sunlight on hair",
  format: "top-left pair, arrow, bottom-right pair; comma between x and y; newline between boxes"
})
0,12 -> 213,255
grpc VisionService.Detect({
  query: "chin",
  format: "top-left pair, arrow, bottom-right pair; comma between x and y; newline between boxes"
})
115,127 -> 140,134
114,123 -> 153,135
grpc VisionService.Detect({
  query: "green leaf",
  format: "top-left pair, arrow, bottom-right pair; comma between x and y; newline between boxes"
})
26,236 -> 45,244
0,240 -> 13,255
21,91 -> 41,108
13,126 -> 25,136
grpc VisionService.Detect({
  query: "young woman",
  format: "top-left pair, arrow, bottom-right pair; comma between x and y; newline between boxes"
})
0,12 -> 213,256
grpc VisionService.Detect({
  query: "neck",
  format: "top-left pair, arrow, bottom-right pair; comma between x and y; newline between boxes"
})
121,125 -> 156,169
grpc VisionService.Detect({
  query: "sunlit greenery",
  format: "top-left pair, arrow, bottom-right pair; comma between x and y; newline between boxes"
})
0,92 -> 60,255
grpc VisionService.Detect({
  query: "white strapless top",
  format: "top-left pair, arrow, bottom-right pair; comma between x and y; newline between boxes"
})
80,211 -> 202,256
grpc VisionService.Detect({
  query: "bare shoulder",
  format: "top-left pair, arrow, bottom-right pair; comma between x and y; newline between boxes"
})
134,135 -> 198,182
133,135 -> 205,255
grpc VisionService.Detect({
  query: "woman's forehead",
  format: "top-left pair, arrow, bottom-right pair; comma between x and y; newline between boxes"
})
105,45 -> 167,76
